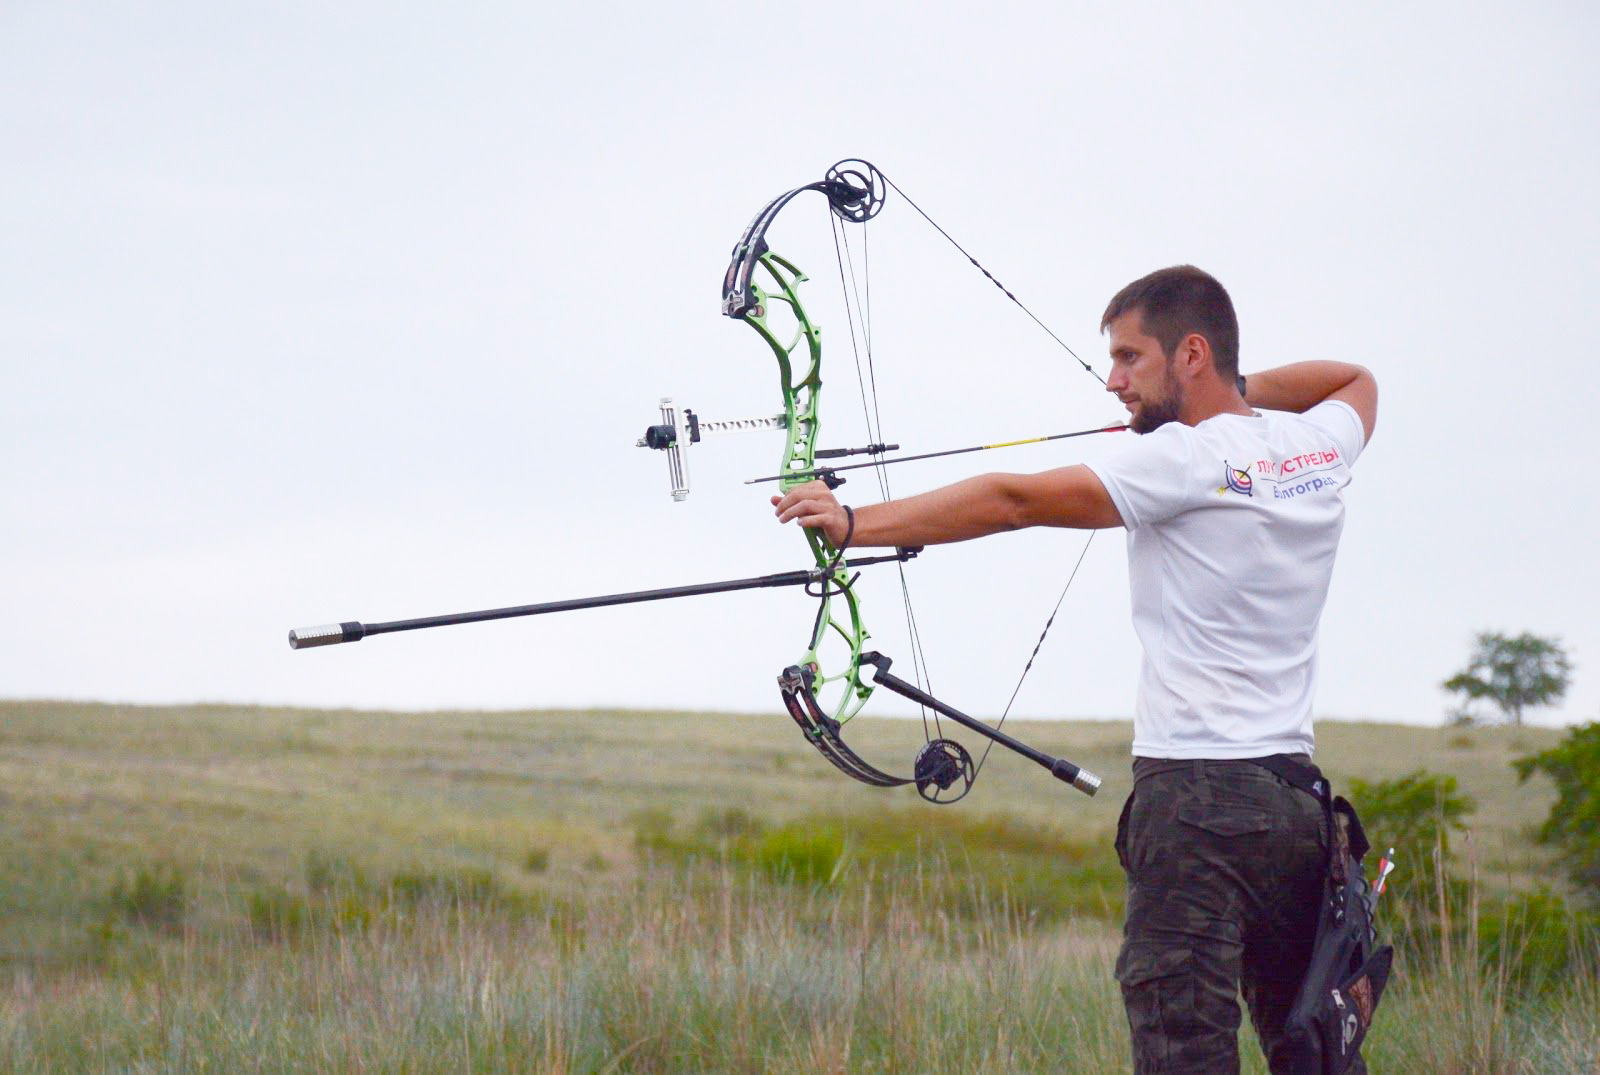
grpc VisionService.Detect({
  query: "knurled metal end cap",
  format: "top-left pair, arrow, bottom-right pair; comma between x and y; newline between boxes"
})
1074,769 -> 1103,796
288,624 -> 345,650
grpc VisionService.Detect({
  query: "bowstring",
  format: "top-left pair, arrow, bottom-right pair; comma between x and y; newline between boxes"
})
828,208 -> 943,747
872,169 -> 1111,779
878,174 -> 1107,387
970,530 -> 1097,780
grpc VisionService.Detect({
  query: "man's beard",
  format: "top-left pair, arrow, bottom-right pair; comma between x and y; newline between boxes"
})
1130,364 -> 1183,434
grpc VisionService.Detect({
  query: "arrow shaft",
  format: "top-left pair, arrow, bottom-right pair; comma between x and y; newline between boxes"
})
746,422 -> 1128,485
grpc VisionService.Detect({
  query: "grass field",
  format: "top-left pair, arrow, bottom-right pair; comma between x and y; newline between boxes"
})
1,700 -> 1595,1071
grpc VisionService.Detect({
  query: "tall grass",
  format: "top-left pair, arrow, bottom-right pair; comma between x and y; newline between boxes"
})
2,861 -> 1131,1073
1355,831 -> 1600,1073
1,702 -> 1596,1071
3,850 -> 1597,1072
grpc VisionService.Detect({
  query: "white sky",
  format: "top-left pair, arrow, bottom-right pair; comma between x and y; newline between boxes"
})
4,2 -> 1597,729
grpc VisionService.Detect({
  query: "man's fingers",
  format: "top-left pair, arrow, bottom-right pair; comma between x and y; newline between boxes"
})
771,482 -> 846,545
773,482 -> 834,521
790,510 -> 834,531
775,481 -> 828,502
776,497 -> 829,526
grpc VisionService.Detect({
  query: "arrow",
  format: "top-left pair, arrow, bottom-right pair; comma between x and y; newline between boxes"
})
744,421 -> 1129,486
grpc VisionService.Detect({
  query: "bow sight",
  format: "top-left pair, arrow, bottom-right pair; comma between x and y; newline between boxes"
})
637,396 -> 898,501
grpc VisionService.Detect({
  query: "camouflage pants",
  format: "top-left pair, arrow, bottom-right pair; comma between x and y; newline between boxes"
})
1114,757 -> 1363,1074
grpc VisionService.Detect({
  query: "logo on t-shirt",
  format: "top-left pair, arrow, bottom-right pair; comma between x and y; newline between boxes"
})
1251,447 -> 1346,501
1218,461 -> 1254,497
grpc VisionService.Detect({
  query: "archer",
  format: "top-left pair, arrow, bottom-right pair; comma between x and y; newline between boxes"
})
775,265 -> 1381,1075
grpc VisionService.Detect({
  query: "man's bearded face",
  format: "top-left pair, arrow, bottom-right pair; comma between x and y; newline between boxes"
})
1105,311 -> 1186,435
1129,355 -> 1183,434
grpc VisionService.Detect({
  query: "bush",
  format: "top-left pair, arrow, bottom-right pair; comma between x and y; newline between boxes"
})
696,806 -> 766,840
1477,886 -> 1600,988
388,868 -> 500,907
622,805 -> 1123,920
1348,769 -> 1475,859
629,807 -> 677,850
305,848 -> 368,893
106,863 -> 187,932
1513,722 -> 1600,900
753,826 -> 846,885
248,884 -> 373,942
248,887 -> 310,942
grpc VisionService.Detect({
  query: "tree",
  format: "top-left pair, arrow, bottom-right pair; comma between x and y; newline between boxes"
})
1442,631 -> 1572,726
1513,722 -> 1600,900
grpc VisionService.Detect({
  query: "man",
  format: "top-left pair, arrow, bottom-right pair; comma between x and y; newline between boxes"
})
773,265 -> 1377,1073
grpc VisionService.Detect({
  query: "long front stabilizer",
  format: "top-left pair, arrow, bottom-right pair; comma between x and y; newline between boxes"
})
287,550 -> 919,650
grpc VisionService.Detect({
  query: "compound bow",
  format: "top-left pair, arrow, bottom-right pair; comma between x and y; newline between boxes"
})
290,158 -> 1112,804
649,159 -> 1110,801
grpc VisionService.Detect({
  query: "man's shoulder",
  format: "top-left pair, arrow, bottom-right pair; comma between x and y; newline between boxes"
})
1189,404 -> 1364,459
1269,402 -> 1366,466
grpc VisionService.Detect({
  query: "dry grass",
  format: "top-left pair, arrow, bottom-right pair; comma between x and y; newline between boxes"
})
0,700 -> 1592,1072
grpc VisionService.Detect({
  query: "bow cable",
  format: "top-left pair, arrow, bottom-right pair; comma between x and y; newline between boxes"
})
829,204 -> 947,749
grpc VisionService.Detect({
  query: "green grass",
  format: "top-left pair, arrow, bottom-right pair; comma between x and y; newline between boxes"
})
0,700 -> 1594,1072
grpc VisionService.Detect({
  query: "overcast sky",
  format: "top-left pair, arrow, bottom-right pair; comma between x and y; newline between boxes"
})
4,2 -> 1596,733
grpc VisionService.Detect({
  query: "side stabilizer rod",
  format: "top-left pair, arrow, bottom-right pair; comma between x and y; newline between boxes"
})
288,549 -> 920,650
858,650 -> 1102,796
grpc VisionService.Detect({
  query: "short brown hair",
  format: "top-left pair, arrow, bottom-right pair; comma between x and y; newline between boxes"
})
1101,265 -> 1239,380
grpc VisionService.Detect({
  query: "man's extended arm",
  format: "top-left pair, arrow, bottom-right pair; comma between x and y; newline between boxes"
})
1243,361 -> 1378,443
773,465 -> 1123,550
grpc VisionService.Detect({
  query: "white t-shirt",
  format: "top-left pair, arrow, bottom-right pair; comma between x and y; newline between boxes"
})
1085,400 -> 1366,759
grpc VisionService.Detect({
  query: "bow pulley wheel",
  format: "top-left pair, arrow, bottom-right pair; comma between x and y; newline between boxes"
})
914,737 -> 975,804
824,160 -> 886,223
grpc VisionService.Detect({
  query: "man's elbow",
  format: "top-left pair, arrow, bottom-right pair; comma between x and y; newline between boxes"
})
1342,365 -> 1379,443
981,473 -> 1034,533
999,467 -> 1121,531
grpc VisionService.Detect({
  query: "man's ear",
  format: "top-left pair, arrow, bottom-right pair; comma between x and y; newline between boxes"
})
1173,332 -> 1213,382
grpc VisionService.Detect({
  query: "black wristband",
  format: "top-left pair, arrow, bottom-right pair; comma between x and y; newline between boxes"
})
839,505 -> 856,552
